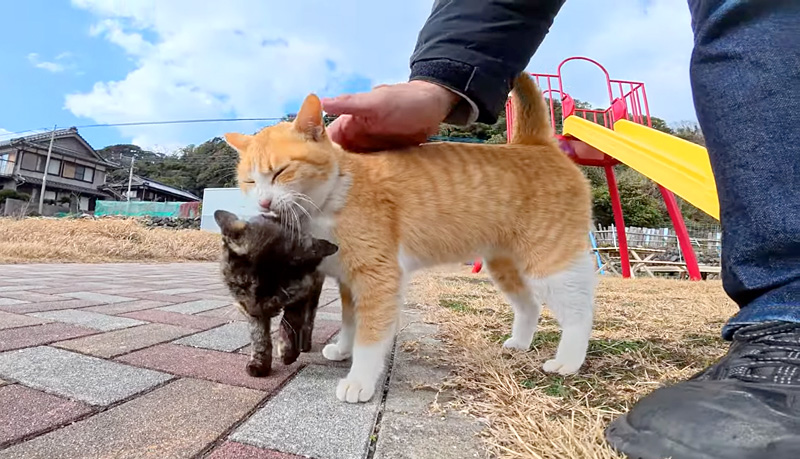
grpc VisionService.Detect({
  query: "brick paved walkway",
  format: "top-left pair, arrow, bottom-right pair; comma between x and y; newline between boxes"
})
0,263 -> 483,459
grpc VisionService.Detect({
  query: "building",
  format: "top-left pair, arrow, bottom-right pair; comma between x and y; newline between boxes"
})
102,175 -> 201,202
0,127 -> 114,212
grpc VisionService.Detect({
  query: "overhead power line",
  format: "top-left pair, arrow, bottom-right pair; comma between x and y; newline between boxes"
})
74,117 -> 285,129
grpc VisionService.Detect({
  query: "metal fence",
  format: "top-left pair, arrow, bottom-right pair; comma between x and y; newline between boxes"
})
94,200 -> 200,218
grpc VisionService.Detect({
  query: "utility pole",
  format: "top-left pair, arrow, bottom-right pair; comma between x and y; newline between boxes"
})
125,157 -> 135,213
38,125 -> 57,214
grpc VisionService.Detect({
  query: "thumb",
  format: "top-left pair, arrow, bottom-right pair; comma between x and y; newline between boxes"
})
321,92 -> 379,117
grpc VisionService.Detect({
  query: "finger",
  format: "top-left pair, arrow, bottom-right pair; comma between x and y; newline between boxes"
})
321,92 -> 379,117
325,115 -> 349,144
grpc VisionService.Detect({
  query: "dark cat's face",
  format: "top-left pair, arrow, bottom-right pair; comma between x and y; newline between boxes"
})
214,209 -> 337,318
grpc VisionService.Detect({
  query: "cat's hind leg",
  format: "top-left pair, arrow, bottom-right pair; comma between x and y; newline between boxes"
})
485,257 -> 542,351
535,252 -> 597,375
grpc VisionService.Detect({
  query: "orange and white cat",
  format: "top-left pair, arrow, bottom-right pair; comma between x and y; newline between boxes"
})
225,73 -> 596,403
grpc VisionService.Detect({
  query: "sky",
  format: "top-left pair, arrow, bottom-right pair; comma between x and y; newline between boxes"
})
0,0 -> 696,153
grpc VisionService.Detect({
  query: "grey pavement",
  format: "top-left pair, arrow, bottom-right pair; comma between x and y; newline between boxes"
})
0,262 -> 485,458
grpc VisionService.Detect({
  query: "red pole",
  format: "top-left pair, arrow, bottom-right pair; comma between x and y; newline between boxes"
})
658,186 -> 702,280
605,165 -> 632,278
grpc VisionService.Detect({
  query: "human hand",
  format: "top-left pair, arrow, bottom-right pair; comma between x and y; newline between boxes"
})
322,80 -> 460,153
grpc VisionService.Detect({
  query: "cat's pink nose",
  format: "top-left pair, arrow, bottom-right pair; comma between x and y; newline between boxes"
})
259,199 -> 272,210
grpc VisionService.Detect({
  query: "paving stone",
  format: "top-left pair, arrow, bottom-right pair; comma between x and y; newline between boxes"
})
92,287 -> 156,295
147,287 -> 204,295
121,309 -> 229,330
0,378 -> 264,459
59,291 -> 137,304
312,320 -> 341,345
0,384 -> 93,446
28,309 -> 147,332
315,311 -> 341,322
174,322 -> 250,352
231,365 -> 386,459
236,320 -> 340,358
0,346 -> 172,405
318,288 -> 341,307
373,413 -> 484,459
198,305 -> 247,321
157,299 -> 231,315
372,314 -> 485,459
0,311 -> 51,330
0,285 -> 46,293
0,323 -> 96,352
0,298 -> 28,307
0,291 -> 66,303
30,285 -> 114,295
127,292 -> 202,303
117,344 -> 298,391
81,299 -> 170,315
0,298 -> 102,314
293,342 -> 351,369
208,442 -> 302,459
54,323 -> 195,358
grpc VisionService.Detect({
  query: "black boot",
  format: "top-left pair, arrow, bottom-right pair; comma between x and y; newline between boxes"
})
605,321 -> 800,459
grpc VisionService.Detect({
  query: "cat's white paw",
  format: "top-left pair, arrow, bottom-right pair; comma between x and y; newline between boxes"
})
542,358 -> 582,375
503,337 -> 530,350
322,343 -> 351,361
336,377 -> 376,403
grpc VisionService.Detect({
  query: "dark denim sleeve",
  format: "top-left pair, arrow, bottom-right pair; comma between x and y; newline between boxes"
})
409,0 -> 565,124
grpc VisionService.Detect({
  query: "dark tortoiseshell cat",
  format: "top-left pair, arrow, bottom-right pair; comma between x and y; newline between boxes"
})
214,209 -> 338,377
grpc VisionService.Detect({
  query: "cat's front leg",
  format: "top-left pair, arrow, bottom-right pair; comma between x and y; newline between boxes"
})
322,282 -> 355,361
335,271 -> 399,403
300,271 -> 325,353
246,316 -> 272,377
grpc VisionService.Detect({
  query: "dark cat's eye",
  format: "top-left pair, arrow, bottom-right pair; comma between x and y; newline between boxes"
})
241,178 -> 255,184
271,165 -> 288,184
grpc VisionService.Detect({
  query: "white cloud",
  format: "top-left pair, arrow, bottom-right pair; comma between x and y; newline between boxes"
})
66,0 -> 433,148
28,51 -> 80,74
28,53 -> 66,73
66,0 -> 697,148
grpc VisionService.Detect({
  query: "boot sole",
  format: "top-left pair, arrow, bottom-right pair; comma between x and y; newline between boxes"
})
605,413 -> 718,459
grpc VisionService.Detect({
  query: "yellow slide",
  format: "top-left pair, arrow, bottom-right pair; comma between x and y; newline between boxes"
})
562,116 -> 719,220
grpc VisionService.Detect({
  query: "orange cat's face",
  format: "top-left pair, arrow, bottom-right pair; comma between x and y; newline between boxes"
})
225,94 -> 337,215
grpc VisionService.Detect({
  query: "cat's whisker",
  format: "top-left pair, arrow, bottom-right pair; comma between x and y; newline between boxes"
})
281,315 -> 297,336
289,192 -> 320,213
290,200 -> 312,221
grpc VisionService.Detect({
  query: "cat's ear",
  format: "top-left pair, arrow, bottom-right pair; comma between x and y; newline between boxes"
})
224,132 -> 252,152
214,210 -> 246,236
310,238 -> 338,259
293,94 -> 325,141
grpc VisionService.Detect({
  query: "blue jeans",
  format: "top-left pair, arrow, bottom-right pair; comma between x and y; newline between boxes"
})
687,0 -> 800,338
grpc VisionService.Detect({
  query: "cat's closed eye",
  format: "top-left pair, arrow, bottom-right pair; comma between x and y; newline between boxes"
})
241,179 -> 255,184
271,165 -> 289,184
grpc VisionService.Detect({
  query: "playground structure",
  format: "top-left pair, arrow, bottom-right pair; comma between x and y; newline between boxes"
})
472,57 -> 719,281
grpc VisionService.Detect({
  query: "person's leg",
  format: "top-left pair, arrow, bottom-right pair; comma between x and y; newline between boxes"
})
689,0 -> 800,334
605,1 -> 800,458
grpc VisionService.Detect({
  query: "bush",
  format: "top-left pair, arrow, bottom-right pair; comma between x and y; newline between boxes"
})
0,189 -> 31,204
59,196 -> 72,204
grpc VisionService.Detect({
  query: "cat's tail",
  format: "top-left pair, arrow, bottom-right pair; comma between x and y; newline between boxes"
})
509,73 -> 554,145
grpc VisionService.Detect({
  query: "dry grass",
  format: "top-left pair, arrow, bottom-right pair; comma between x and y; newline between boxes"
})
0,218 -> 221,263
407,265 -> 737,459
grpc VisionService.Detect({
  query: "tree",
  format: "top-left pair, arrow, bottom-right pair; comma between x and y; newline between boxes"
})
673,121 -> 705,146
